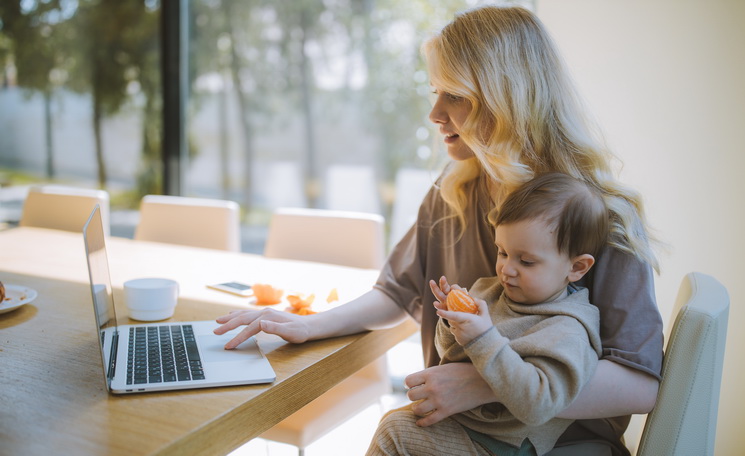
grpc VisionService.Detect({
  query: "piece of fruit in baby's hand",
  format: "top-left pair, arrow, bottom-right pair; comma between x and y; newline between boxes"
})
446,288 -> 477,313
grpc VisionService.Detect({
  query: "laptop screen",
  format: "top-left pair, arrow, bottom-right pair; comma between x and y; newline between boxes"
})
83,204 -> 118,389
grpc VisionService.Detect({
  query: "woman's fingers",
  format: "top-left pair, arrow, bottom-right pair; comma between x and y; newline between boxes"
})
214,307 -> 306,348
213,310 -> 257,333
260,319 -> 311,344
222,325 -> 259,349
415,409 -> 449,427
214,309 -> 246,324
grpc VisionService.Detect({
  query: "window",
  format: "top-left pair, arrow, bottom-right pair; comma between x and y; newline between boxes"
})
0,0 -> 161,234
0,0 -> 524,250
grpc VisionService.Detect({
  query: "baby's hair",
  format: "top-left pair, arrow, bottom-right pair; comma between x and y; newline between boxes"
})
495,173 -> 609,258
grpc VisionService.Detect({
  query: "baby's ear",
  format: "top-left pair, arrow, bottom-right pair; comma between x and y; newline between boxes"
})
568,254 -> 595,282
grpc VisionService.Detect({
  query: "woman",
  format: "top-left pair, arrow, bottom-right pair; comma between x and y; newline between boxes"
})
215,6 -> 663,455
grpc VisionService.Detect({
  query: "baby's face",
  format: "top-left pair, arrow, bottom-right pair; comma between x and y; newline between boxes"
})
494,219 -> 575,304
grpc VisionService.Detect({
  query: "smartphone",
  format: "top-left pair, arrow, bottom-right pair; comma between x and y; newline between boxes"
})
207,281 -> 253,297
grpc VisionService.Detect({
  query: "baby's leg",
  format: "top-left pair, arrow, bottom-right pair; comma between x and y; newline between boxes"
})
365,404 -> 486,456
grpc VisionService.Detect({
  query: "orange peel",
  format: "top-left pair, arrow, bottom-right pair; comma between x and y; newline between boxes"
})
287,293 -> 315,310
326,288 -> 339,303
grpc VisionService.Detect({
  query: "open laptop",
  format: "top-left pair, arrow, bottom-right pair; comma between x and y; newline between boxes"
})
83,204 -> 275,394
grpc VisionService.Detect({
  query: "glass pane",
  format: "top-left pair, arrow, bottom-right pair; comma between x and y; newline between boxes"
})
186,0 -> 497,252
0,0 -> 161,235
1,0 -> 530,249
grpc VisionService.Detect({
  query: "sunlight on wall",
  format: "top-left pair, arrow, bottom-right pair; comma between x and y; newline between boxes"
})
537,1 -> 745,453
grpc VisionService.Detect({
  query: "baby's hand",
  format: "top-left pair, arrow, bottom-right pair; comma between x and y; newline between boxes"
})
436,297 -> 492,346
429,276 -> 454,312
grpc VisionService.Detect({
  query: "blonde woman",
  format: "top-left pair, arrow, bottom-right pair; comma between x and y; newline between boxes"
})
215,6 -> 662,455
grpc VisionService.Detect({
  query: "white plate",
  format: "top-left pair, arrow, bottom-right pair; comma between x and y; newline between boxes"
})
0,285 -> 38,314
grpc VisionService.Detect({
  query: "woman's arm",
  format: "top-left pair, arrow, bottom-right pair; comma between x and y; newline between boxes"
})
556,359 -> 659,419
214,288 -> 408,348
405,359 -> 658,427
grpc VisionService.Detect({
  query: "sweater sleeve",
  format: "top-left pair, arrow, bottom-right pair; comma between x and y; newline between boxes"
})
464,317 -> 600,426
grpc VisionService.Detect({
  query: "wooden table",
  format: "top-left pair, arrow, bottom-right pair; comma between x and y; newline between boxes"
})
0,227 -> 418,456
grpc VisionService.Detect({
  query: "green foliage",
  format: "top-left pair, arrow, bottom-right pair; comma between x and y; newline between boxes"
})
1,0 -> 488,211
0,0 -> 160,192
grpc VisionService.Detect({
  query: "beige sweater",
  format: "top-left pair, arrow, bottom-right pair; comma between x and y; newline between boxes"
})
436,277 -> 602,456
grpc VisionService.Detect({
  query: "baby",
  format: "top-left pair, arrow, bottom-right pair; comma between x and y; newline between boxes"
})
367,172 -> 608,456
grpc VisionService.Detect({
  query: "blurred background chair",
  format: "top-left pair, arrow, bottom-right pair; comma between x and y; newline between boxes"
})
549,272 -> 730,456
20,184 -> 110,236
134,194 -> 241,252
634,272 -> 729,456
260,206 -> 389,455
264,207 -> 385,270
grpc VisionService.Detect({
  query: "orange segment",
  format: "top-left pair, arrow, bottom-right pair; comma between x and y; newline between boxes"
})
446,288 -> 477,313
252,283 -> 283,305
326,288 -> 339,303
287,293 -> 315,310
293,307 -> 317,316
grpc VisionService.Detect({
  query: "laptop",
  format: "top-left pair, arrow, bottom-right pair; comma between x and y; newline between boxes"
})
83,204 -> 276,394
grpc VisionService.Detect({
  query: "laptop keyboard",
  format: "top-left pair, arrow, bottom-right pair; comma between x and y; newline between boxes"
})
126,324 -> 205,385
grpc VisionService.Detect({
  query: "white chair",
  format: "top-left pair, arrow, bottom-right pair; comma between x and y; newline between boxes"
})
20,184 -> 110,236
264,207 -> 385,270
548,272 -> 730,456
260,206 -> 390,454
634,272 -> 729,456
134,195 -> 241,252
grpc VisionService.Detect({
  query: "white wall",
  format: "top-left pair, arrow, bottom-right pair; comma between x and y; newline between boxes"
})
537,1 -> 745,454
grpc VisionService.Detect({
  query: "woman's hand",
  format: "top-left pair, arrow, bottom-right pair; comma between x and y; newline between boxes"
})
213,288 -> 409,350
404,363 -> 497,427
214,307 -> 313,348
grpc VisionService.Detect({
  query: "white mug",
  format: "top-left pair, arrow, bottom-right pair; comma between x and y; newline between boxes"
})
123,278 -> 179,321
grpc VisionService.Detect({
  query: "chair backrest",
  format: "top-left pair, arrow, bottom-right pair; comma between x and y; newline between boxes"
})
264,207 -> 385,269
636,272 -> 729,456
20,185 -> 111,236
134,194 -> 241,252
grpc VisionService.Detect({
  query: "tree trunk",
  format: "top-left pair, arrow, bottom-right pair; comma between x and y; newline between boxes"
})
298,8 -> 318,208
92,95 -> 107,188
219,71 -> 230,200
223,1 -> 254,213
43,89 -> 55,179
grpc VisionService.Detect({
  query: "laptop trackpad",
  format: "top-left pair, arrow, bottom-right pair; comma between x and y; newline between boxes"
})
198,334 -> 263,363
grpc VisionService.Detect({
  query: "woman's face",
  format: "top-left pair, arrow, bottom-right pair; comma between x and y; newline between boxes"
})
429,87 -> 475,161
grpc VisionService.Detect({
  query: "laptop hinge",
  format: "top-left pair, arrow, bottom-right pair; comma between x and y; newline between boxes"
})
108,330 -> 119,380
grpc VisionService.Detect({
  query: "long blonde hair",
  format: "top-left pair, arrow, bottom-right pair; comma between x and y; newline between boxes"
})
422,6 -> 659,270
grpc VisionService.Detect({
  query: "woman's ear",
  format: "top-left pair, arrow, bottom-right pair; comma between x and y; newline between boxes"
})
568,254 -> 595,282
